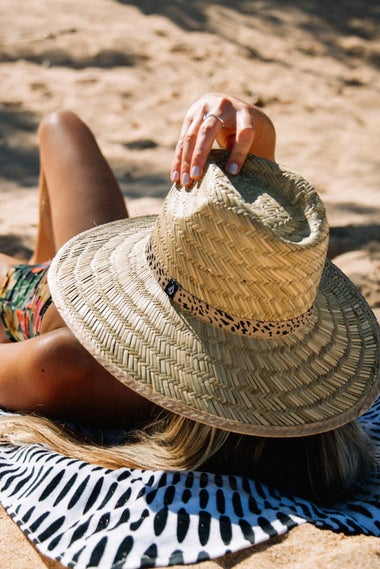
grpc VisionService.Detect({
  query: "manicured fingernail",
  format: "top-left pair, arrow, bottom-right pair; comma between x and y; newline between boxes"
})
172,170 -> 180,182
181,172 -> 190,186
191,165 -> 201,178
227,162 -> 239,175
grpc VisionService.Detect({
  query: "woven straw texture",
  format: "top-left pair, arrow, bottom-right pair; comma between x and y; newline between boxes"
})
153,153 -> 328,321
48,152 -> 380,436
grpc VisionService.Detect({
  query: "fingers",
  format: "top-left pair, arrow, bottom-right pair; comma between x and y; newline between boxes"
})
171,103 -> 224,187
217,105 -> 255,176
185,115 -> 224,183
171,94 -> 257,187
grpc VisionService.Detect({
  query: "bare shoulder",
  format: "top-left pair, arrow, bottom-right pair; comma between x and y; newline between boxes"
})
31,326 -> 97,378
0,327 -> 95,410
0,327 -> 155,426
35,327 -> 156,426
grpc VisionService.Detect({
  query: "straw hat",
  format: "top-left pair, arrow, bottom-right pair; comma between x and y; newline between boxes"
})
48,150 -> 380,437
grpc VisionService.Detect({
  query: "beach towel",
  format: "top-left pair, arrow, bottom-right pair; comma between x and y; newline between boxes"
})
0,398 -> 379,569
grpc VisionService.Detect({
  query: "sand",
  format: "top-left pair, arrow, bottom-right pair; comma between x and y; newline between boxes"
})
0,0 -> 380,567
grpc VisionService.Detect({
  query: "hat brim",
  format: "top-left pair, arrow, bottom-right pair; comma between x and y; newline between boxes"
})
48,216 -> 380,437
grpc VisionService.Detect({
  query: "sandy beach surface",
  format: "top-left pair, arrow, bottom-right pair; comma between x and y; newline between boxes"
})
1,0 -> 380,567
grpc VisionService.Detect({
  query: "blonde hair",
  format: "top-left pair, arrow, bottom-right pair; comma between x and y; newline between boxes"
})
0,412 -> 375,504
0,411 -> 229,471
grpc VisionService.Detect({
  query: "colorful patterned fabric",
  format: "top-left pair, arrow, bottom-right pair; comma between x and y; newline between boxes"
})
0,262 -> 52,342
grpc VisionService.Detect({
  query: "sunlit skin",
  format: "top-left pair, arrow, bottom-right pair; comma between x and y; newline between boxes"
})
0,93 -> 276,427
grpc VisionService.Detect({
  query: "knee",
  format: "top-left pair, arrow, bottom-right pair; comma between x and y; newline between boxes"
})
38,111 -> 84,143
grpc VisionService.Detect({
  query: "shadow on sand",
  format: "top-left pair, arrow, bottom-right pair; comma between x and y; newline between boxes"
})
115,0 -> 380,50
0,107 -> 40,187
329,224 -> 380,259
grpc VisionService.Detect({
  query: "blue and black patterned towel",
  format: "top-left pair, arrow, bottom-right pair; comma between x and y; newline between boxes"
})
0,399 -> 379,569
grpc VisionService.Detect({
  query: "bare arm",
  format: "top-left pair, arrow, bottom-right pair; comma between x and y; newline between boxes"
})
171,92 -> 276,187
0,328 -> 154,427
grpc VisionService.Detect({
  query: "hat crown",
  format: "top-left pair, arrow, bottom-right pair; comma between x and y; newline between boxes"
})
152,151 -> 329,322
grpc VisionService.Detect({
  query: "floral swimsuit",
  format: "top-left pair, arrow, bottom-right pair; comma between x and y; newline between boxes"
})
0,262 -> 52,342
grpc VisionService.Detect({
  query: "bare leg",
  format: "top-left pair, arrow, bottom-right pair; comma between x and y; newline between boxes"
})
29,171 -> 55,263
33,111 -> 128,262
1,111 -> 128,341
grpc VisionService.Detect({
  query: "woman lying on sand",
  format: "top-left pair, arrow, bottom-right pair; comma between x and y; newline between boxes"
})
0,93 -> 378,504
